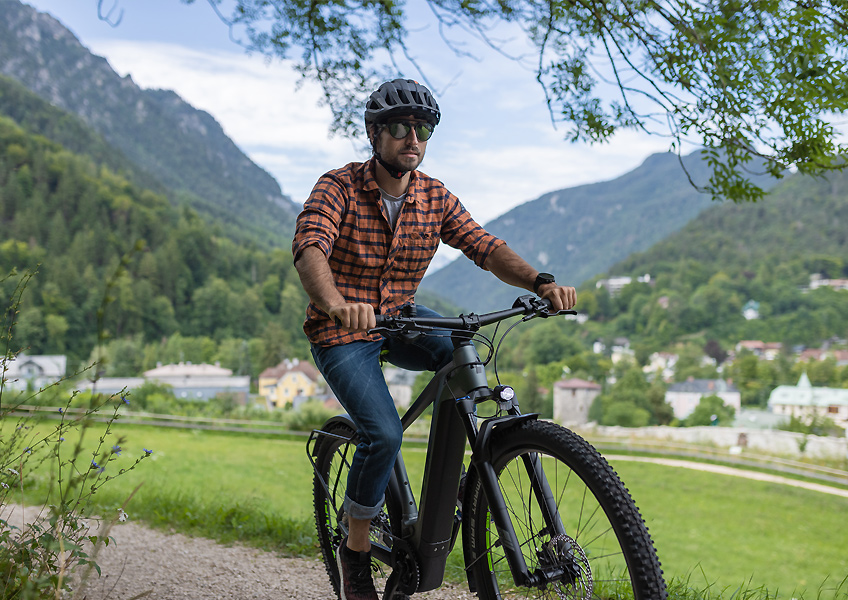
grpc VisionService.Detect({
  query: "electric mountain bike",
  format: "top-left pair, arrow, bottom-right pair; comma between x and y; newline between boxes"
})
307,295 -> 667,599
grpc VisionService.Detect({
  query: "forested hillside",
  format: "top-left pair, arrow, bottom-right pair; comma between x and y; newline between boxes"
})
580,169 -> 848,350
0,113 -> 310,376
421,151 -> 777,312
0,0 -> 298,248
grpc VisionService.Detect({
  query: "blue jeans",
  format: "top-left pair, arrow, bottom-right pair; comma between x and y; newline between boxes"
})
311,305 -> 453,520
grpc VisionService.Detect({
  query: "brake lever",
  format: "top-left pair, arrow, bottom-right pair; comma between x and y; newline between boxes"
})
368,326 -> 396,336
544,309 -> 578,318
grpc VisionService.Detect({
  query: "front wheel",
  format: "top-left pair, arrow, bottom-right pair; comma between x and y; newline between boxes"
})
463,419 -> 667,599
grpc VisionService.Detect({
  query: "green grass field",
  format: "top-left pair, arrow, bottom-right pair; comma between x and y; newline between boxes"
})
6,422 -> 848,599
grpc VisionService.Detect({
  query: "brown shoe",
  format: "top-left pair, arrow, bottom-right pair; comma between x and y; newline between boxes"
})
337,539 -> 378,600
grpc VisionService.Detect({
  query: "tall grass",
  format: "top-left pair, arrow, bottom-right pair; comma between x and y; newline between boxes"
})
1,264 -> 153,599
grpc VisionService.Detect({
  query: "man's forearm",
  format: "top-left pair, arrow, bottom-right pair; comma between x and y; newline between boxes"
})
484,244 -> 538,290
294,245 -> 347,314
484,244 -> 577,311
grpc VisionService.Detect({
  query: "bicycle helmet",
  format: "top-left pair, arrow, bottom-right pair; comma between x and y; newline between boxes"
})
364,79 -> 441,126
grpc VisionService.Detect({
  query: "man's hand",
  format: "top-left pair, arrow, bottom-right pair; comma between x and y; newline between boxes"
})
329,302 -> 377,331
538,283 -> 577,312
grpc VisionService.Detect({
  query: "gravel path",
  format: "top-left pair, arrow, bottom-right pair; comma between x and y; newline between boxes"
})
0,503 -> 467,600
1,504 -> 475,599
71,519 -> 478,600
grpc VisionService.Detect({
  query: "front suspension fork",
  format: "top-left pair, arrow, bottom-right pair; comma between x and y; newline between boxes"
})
470,414 -> 569,588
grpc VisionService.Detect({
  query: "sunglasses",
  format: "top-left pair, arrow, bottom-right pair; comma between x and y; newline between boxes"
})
385,120 -> 435,142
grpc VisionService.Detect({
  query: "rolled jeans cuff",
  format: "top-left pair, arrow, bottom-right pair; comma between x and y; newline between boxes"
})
344,493 -> 386,521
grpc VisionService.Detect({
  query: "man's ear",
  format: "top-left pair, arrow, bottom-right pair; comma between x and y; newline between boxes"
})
368,124 -> 381,153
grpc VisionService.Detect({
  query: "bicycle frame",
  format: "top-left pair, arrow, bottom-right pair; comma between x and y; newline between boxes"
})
310,327 -> 570,594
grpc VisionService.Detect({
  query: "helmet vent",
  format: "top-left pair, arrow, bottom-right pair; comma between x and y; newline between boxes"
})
364,78 -> 441,126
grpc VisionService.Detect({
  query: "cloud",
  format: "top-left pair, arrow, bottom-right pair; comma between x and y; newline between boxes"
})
426,128 -> 671,225
85,38 -> 675,221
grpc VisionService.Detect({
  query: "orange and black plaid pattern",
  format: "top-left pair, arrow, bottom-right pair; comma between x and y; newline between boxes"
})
292,158 -> 505,346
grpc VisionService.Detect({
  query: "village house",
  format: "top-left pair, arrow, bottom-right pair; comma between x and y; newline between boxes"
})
643,352 -> 679,382
143,363 -> 250,402
665,378 -> 741,420
742,300 -> 760,320
553,378 -> 602,425
807,273 -> 848,292
384,367 -> 417,408
735,340 -> 783,361
76,362 -> 250,403
768,373 -> 848,429
3,354 -> 67,391
595,274 -> 651,296
258,358 -> 322,408
592,338 -> 634,364
798,348 -> 848,367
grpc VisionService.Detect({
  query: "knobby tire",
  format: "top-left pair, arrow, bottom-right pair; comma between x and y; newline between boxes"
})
463,419 -> 667,600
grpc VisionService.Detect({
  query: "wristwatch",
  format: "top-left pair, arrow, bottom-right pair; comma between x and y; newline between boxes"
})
533,272 -> 556,295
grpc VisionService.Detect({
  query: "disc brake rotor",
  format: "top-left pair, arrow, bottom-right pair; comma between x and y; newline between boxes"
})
540,533 -> 593,600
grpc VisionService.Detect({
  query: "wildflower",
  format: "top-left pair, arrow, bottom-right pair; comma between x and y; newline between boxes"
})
24,447 -> 32,454
121,395 -> 130,405
7,468 -> 19,476
112,445 -> 122,456
91,460 -> 104,473
60,437 -> 65,442
117,508 -> 128,522
1,483 -> 8,489
143,448 -> 152,455
58,408 -> 64,414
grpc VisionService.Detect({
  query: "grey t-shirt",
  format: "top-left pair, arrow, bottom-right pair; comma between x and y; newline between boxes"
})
379,188 -> 407,230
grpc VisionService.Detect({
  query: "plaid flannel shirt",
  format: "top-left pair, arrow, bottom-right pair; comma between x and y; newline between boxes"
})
292,158 -> 505,346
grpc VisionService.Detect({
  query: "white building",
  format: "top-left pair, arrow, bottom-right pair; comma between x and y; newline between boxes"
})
553,378 -> 602,425
665,379 -> 741,420
596,274 -> 651,296
3,354 -> 67,391
808,273 -> 848,292
735,340 -> 783,361
592,338 -> 634,364
384,367 -> 418,408
742,300 -> 760,320
768,373 -> 848,429
76,362 -> 250,403
643,352 -> 679,382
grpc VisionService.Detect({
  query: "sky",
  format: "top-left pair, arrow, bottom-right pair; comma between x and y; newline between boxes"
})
19,0 -> 679,263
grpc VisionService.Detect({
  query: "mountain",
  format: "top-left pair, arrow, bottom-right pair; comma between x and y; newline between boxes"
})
574,166 -> 848,351
0,73 -> 169,197
421,151 -> 777,312
610,171 -> 848,280
0,0 -> 298,246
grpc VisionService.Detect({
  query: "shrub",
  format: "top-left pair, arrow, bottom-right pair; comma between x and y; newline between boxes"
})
0,268 -> 152,599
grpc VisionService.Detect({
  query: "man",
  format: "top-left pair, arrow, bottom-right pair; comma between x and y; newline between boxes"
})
292,78 -> 576,600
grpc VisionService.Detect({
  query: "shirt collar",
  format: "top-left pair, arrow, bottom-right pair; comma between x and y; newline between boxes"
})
362,157 -> 418,201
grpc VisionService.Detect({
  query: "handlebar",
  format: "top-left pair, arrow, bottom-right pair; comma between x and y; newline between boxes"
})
370,295 -> 577,335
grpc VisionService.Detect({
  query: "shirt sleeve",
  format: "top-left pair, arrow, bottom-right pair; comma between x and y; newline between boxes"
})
439,191 -> 505,268
291,173 -> 347,264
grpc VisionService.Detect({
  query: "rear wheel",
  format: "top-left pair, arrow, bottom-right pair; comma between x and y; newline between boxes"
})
312,419 -> 409,599
464,419 -> 666,599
